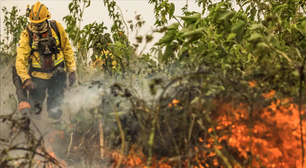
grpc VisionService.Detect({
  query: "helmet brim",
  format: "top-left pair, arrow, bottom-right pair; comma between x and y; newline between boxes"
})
29,12 -> 51,24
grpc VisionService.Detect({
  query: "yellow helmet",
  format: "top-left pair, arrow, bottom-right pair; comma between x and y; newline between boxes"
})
28,1 -> 51,23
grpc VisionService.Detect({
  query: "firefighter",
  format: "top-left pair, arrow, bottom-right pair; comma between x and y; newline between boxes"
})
15,1 -> 77,121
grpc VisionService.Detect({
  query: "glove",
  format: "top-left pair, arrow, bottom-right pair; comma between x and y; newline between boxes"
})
23,79 -> 36,91
69,72 -> 76,86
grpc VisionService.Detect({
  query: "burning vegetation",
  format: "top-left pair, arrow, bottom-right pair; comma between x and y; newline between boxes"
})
2,77 -> 306,168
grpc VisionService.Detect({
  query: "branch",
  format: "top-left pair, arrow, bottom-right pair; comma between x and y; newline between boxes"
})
115,108 -> 125,168
116,5 -> 129,43
274,49 -> 292,64
294,0 -> 305,24
299,57 -> 306,167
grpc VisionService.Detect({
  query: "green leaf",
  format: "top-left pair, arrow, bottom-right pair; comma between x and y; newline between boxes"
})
187,33 -> 204,43
207,26 -> 214,38
215,2 -> 225,11
222,64 -> 231,69
178,13 -> 201,24
249,23 -> 266,31
162,44 -> 174,62
218,11 -> 235,21
181,27 -> 206,38
155,30 -> 176,45
295,48 -> 302,58
269,36 -> 280,48
158,48 -> 163,61
169,3 -> 175,19
205,88 -> 216,96
286,26 -> 292,34
86,0 -> 91,8
190,97 -> 200,105
256,42 -> 270,50
297,21 -> 306,36
247,53 -> 252,62
248,33 -> 263,42
87,34 -> 94,48
231,20 -> 246,43
227,33 -> 236,41
246,5 -> 251,12
292,69 -> 299,77
272,4 -> 287,14
68,2 -> 73,11
167,23 -> 179,30
178,27 -> 192,35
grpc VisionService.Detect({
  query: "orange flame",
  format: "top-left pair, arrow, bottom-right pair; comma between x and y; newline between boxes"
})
28,81 -> 306,168
106,81 -> 306,167
212,88 -> 306,167
45,131 -> 67,168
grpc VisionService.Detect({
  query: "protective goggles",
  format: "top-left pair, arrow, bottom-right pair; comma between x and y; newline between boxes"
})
33,21 -> 45,27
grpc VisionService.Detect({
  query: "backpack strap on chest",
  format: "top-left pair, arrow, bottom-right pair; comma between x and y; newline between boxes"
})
49,20 -> 62,50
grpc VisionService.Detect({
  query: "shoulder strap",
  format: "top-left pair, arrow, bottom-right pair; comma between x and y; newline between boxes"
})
25,26 -> 34,74
49,20 -> 61,47
26,26 -> 35,56
26,26 -> 33,49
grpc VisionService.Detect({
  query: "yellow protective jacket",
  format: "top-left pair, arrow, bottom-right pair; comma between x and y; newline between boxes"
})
15,20 -> 76,83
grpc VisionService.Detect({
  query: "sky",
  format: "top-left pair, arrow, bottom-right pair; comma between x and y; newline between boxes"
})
0,0 -> 205,56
